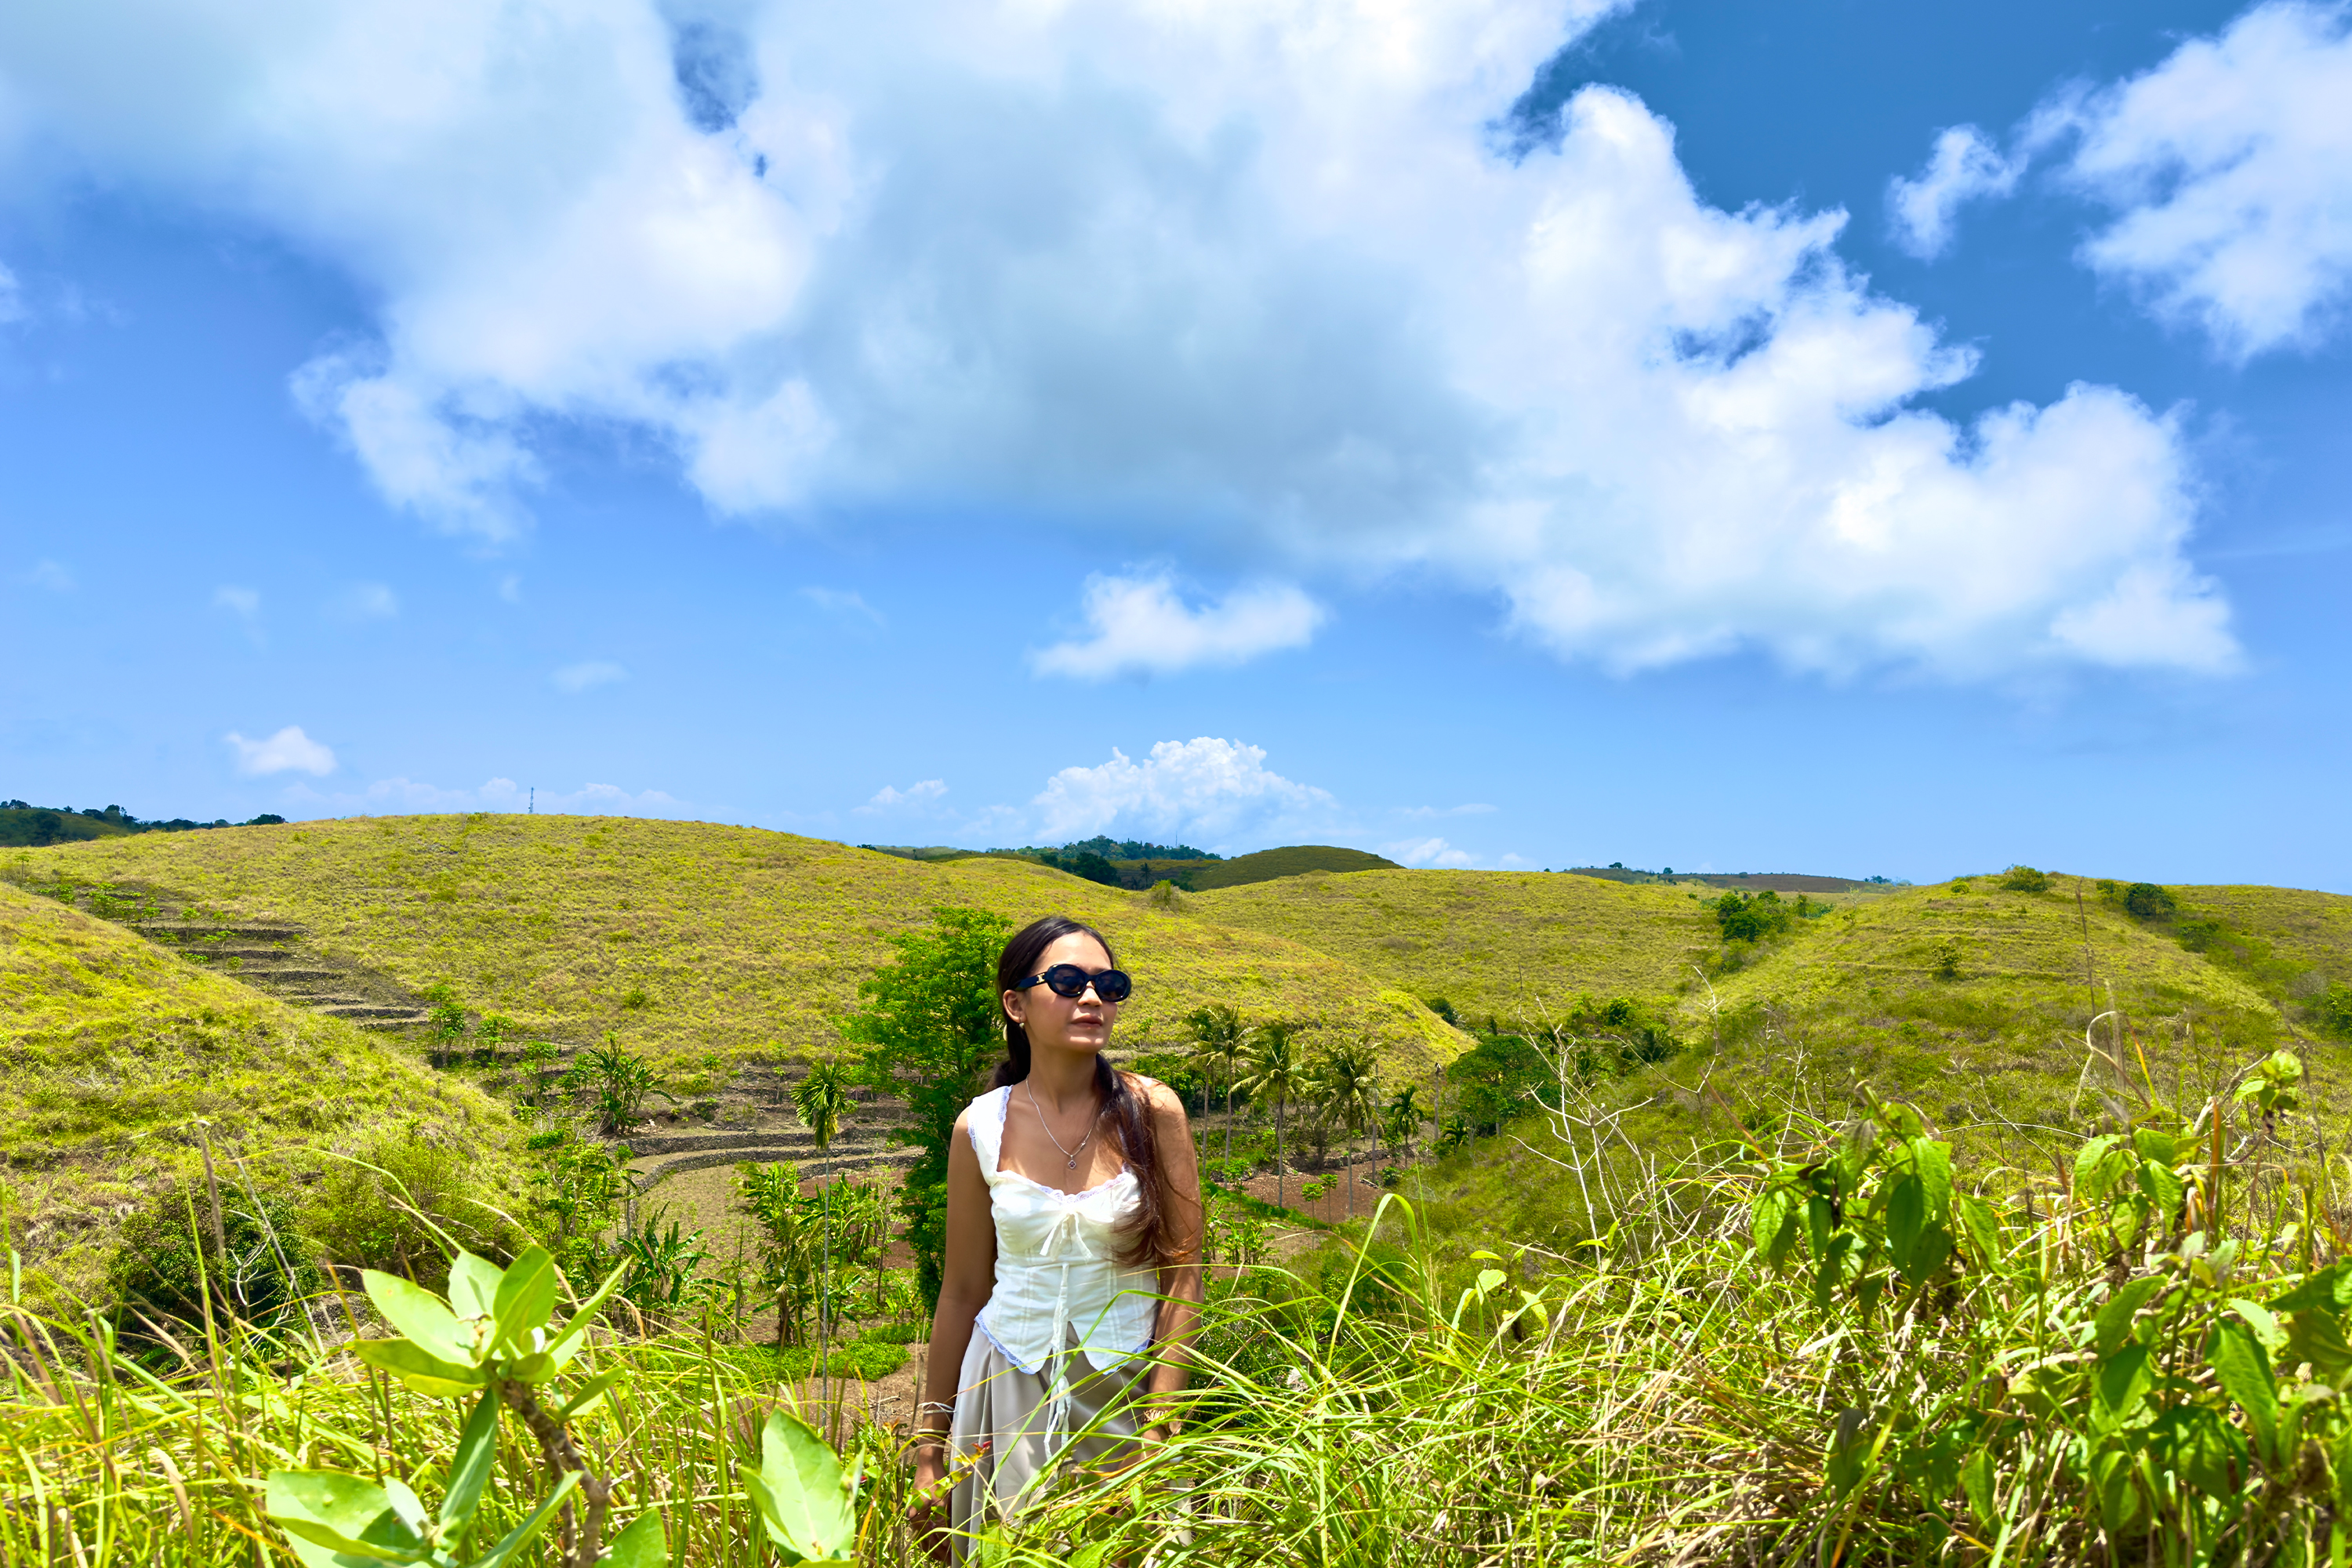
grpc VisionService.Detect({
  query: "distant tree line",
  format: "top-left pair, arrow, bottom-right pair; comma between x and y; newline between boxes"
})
989,836 -> 1224,890
0,800 -> 286,848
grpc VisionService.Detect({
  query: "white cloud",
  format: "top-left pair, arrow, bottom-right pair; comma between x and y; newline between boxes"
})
225,724 -> 337,777
1032,572 -> 1326,680
552,659 -> 628,692
328,582 -> 400,621
21,558 -> 73,591
2059,0 -> 2352,360
802,586 -> 884,627
1886,126 -> 2022,259
0,0 -> 2233,677
212,584 -> 260,616
1029,738 -> 1335,844
1381,835 -> 1478,867
497,574 -> 523,603
0,261 -> 22,325
281,775 -> 688,816
858,779 -> 948,814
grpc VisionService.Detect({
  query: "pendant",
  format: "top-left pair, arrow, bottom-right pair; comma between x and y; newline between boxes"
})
1067,1157 -> 1078,1170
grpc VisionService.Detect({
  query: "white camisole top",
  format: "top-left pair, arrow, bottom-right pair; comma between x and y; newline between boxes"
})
967,1085 -> 1160,1377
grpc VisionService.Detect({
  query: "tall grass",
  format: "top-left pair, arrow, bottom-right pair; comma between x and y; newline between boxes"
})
10,1023 -> 2350,1565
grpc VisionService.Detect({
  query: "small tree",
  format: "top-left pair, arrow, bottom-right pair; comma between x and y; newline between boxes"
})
839,908 -> 1011,1307
1381,1084 -> 1424,1163
1318,1038 -> 1381,1219
1234,1022 -> 1308,1209
1185,1002 -> 1248,1169
791,1058 -> 855,1408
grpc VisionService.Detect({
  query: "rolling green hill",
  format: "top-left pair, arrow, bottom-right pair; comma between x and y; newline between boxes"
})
14,815 -> 1466,1087
1192,867 -> 1733,1020
0,878 -> 526,1304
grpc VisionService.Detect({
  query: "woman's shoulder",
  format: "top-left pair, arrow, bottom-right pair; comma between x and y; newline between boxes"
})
1121,1072 -> 1187,1118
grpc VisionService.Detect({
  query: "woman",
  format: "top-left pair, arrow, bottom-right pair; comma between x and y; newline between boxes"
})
910,914 -> 1203,1559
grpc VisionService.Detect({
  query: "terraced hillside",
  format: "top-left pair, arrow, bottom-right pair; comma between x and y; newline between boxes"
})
1193,868 -> 1738,1022
0,879 -> 525,1303
16,815 -> 1467,1086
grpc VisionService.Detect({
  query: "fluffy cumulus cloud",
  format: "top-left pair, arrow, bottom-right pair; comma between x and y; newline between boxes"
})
0,0 -> 2236,676
858,778 -> 947,814
225,724 -> 336,776
552,659 -> 628,692
1382,835 -> 1477,867
1032,572 -> 1325,680
2060,0 -> 2352,361
1029,738 -> 1335,844
1887,126 -> 2022,260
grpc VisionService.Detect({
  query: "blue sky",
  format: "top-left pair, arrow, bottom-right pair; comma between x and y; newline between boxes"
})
2,0 -> 2347,888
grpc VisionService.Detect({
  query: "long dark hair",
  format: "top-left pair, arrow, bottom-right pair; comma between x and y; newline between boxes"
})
993,915 -> 1182,1268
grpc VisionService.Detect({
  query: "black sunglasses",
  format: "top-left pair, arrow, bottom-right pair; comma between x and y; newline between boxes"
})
1014,964 -> 1133,1003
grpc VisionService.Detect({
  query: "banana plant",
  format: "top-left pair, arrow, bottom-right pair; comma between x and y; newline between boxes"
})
266,1246 -> 665,1568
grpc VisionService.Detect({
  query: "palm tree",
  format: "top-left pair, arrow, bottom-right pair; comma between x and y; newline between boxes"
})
792,1058 -> 854,1414
1319,1038 -> 1381,1219
1184,1003 -> 1247,1171
1234,1022 -> 1307,1209
1381,1084 -> 1424,1163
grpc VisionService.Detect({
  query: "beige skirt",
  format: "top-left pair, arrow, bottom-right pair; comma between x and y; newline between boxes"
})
948,1327 -> 1149,1560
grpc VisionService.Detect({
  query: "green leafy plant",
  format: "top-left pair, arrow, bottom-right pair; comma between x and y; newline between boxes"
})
572,1036 -> 670,1136
263,1246 -> 666,1568
2001,864 -> 2053,893
738,1409 -> 860,1564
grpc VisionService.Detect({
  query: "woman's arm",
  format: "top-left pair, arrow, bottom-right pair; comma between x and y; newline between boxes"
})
913,1110 -> 996,1500
1142,1080 -> 1205,1434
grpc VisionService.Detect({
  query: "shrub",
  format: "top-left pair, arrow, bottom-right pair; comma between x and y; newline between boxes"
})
1999,865 -> 2050,893
110,1181 -> 323,1339
2124,881 -> 2178,919
2319,983 -> 2352,1041
1425,996 -> 1460,1025
304,1136 -> 514,1279
1714,890 -> 1793,943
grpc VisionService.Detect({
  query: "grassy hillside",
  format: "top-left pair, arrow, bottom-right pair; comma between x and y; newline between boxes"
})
16,815 -> 1465,1087
1181,844 -> 1401,889
0,879 -> 525,1303
1408,871 -> 2352,1250
1193,868 -> 1732,1020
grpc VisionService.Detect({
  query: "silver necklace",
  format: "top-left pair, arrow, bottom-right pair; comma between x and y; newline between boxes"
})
1025,1080 -> 1098,1173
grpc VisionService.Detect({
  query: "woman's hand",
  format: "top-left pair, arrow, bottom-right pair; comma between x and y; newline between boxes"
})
909,1446 -> 952,1562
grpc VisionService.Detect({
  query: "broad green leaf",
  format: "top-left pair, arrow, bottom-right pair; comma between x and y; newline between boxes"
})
1959,1448 -> 1996,1530
753,1410 -> 858,1561
1907,1138 -> 1952,1220
2095,1276 -> 2169,1358
2156,1404 -> 2248,1501
2092,1446 -> 2148,1536
382,1480 -> 427,1541
2288,1308 -> 2352,1382
1804,1194 -> 1834,1260
447,1253 -> 505,1321
1955,1193 -> 2001,1268
354,1338 -> 486,1398
546,1259 -> 631,1369
1750,1187 -> 1791,1260
267,1470 -> 426,1566
361,1271 -> 474,1365
2230,1298 -> 2286,1352
2131,1127 -> 2180,1166
2074,1135 -> 2122,1200
596,1509 -> 668,1568
469,1471 -> 581,1568
1901,1222 -> 1951,1287
2096,1343 -> 2153,1421
557,1368 -> 626,1421
1879,1102 -> 1925,1139
2270,1261 -> 2352,1315
2210,1319 -> 2279,1460
1885,1175 -> 1925,1271
492,1247 -> 560,1352
2136,1160 -> 2184,1217
441,1389 -> 501,1533
1474,1269 -> 1506,1297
